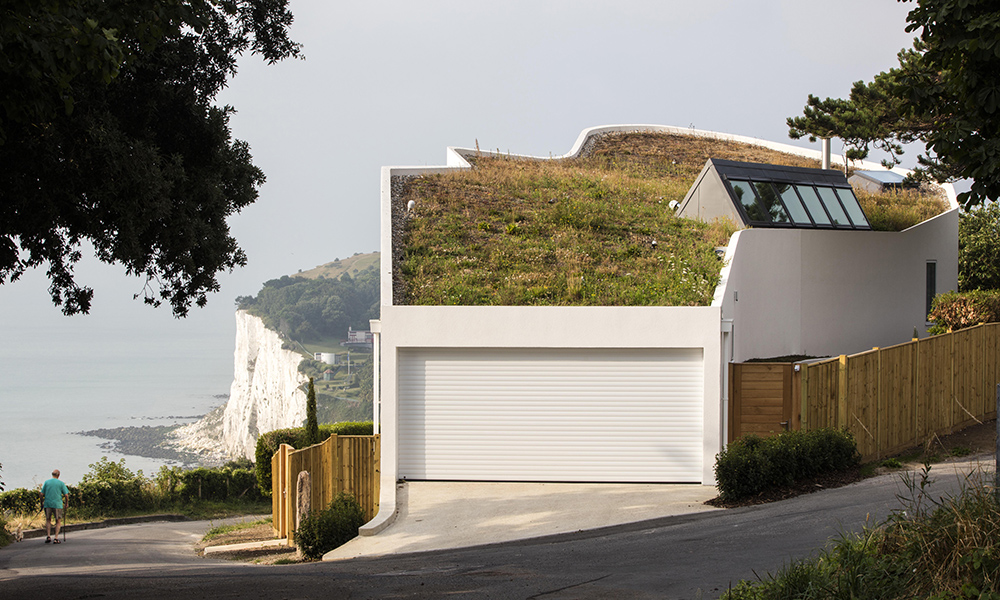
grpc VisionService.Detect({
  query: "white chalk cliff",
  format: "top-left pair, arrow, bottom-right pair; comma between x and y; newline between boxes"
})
173,310 -> 307,460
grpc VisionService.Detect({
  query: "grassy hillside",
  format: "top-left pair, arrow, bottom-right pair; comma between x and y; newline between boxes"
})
295,252 -> 379,280
395,132 -> 947,307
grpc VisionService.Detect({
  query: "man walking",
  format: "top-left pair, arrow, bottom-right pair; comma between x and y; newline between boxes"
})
40,469 -> 69,544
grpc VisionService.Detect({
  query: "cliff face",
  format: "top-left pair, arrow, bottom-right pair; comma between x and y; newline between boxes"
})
173,310 -> 307,460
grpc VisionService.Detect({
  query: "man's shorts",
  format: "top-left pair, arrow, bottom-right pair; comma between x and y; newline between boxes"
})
44,507 -> 63,520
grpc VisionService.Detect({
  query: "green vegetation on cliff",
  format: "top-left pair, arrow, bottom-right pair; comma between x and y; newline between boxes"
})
236,253 -> 379,426
236,253 -> 379,343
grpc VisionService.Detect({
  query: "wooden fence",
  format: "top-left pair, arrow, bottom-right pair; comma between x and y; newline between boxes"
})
796,323 -> 1000,461
271,434 -> 380,545
728,324 -> 1000,461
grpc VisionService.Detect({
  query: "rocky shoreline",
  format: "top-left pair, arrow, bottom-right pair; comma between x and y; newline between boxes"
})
77,424 -> 212,467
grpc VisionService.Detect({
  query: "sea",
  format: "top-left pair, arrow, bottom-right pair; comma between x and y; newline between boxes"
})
0,293 -> 236,491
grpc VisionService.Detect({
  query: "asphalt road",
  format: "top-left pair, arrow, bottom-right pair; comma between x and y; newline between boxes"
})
0,461 -> 987,599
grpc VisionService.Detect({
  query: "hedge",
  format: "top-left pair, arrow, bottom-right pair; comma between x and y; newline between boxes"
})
254,421 -> 374,496
928,290 -> 1000,333
293,492 -> 365,559
714,428 -> 859,502
0,464 -> 263,518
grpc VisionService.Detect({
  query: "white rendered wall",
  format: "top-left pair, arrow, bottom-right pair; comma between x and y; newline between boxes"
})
377,305 -> 723,489
716,209 -> 959,362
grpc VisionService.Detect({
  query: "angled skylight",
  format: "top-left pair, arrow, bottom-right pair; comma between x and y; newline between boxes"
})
677,159 -> 871,230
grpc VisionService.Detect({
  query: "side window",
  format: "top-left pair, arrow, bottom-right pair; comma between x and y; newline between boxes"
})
926,261 -> 937,320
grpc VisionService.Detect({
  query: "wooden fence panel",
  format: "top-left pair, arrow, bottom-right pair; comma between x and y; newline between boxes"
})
845,350 -> 879,459
917,333 -> 953,436
954,326 -> 985,424
803,358 -> 840,431
987,323 -> 1000,419
880,341 -> 917,456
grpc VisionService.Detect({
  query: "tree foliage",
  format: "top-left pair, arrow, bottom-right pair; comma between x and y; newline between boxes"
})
0,0 -> 301,315
237,265 -> 379,342
788,0 -> 1000,209
958,202 -> 1000,292
305,377 -> 319,446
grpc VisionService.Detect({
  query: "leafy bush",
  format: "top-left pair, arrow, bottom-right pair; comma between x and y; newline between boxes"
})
74,457 -> 152,515
0,486 -> 42,517
254,421 -> 374,495
714,428 -> 859,502
178,467 -> 261,502
928,289 -> 1000,333
293,492 -> 365,560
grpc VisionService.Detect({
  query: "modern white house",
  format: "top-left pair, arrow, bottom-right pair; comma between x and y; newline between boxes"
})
363,125 -> 958,535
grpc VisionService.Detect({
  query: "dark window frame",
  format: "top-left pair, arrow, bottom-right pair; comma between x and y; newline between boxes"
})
712,159 -> 873,231
926,261 -> 937,321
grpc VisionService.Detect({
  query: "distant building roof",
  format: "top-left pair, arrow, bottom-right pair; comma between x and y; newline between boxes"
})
849,169 -> 915,193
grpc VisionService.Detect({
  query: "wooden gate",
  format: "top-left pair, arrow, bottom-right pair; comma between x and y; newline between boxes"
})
728,363 -> 795,442
271,434 -> 380,545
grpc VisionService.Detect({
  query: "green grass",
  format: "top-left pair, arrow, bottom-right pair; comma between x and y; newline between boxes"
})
295,252 -> 379,281
396,132 -> 945,306
855,187 -> 948,231
722,466 -> 1000,599
68,499 -> 272,523
202,516 -> 272,543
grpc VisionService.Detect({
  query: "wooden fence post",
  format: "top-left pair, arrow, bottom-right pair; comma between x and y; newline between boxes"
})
838,355 -> 848,430
874,347 -> 882,461
799,363 -> 809,431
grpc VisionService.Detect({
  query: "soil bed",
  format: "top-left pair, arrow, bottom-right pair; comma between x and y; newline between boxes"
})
196,522 -> 300,565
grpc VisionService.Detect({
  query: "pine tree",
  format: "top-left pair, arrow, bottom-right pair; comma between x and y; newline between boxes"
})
788,0 -> 1000,209
305,378 -> 320,446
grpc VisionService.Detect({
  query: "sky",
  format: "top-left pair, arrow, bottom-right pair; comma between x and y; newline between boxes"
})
0,1 -> 922,425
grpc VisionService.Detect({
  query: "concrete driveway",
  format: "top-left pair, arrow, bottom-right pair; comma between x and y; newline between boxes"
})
326,481 -> 719,559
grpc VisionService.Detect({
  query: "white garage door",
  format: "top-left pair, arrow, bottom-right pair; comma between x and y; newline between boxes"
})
398,347 -> 704,482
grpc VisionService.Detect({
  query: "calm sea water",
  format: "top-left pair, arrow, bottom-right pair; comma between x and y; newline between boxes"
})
0,307 -> 235,491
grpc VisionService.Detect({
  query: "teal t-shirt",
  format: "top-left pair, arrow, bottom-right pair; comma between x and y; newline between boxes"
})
41,478 -> 69,509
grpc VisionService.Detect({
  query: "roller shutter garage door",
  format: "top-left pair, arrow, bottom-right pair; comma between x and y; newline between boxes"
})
398,347 -> 704,482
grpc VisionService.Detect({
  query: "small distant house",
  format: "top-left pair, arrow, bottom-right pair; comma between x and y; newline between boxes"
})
849,169 -> 915,193
345,328 -> 374,347
313,352 -> 339,365
323,369 -> 334,382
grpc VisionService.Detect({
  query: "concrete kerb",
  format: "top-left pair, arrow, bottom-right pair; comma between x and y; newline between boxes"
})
20,514 -> 190,540
202,538 -> 288,556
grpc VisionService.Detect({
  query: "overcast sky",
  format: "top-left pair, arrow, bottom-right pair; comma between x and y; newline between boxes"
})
1,1 -> 920,368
